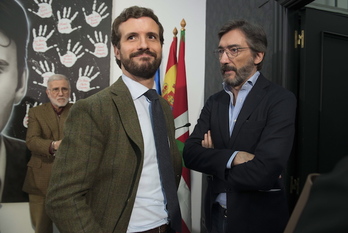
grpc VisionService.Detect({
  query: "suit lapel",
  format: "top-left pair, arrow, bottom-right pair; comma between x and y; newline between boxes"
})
60,104 -> 72,119
229,75 -> 270,146
218,92 -> 231,147
41,103 -> 60,140
59,103 -> 72,136
110,78 -> 144,152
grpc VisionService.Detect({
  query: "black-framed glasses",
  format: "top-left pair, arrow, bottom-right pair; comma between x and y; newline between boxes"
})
213,46 -> 249,60
48,87 -> 70,94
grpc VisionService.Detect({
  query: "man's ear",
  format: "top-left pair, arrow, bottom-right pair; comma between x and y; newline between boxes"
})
14,68 -> 28,105
254,52 -> 264,65
114,45 -> 121,60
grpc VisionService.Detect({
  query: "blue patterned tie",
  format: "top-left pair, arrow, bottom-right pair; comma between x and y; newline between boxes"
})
144,89 -> 182,232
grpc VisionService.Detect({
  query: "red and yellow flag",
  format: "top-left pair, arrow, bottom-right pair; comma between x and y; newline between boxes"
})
162,21 -> 191,233
173,19 -> 191,233
162,28 -> 178,108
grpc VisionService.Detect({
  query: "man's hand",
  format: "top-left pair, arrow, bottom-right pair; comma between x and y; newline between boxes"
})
233,151 -> 255,166
53,140 -> 62,151
201,132 -> 255,167
202,130 -> 214,148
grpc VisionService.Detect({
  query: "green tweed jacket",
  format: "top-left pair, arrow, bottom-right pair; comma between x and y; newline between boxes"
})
45,78 -> 182,233
23,102 -> 73,196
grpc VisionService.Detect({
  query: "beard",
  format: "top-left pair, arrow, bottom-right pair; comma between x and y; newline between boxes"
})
50,97 -> 69,108
121,50 -> 161,79
221,58 -> 256,88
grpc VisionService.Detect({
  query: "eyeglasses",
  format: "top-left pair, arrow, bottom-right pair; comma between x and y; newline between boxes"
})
213,46 -> 249,60
48,87 -> 70,94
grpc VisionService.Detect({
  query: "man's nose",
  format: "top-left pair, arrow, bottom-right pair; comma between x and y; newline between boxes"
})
220,50 -> 230,63
138,37 -> 149,49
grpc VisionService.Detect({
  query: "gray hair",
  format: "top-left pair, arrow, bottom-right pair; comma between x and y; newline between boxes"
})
46,74 -> 71,89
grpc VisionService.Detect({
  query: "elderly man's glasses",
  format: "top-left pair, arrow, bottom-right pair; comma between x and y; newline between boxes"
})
213,46 -> 249,60
48,87 -> 69,94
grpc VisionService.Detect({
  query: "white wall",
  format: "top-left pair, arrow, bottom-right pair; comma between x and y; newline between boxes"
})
0,1 -> 206,232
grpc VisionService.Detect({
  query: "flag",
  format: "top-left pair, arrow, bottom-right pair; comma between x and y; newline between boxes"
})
172,20 -> 191,233
154,68 -> 161,95
162,29 -> 178,108
161,24 -> 191,233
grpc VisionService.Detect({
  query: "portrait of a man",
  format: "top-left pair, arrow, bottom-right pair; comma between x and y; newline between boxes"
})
0,0 -> 30,203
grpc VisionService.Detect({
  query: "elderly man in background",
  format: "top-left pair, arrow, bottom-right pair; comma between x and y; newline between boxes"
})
23,74 -> 73,233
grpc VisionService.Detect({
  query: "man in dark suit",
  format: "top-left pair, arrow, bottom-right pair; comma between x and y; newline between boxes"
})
0,0 -> 30,203
183,20 -> 297,233
46,6 -> 182,233
23,74 -> 73,233
293,156 -> 348,233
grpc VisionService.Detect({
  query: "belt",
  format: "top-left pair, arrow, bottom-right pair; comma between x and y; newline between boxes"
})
213,202 -> 227,218
220,205 -> 228,218
137,224 -> 168,233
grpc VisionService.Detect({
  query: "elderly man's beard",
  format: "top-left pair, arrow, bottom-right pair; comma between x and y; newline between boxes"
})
121,50 -> 162,79
221,58 -> 255,87
49,96 -> 69,108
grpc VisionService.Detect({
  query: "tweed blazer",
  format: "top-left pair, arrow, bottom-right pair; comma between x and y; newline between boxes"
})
22,102 -> 73,196
46,78 -> 182,233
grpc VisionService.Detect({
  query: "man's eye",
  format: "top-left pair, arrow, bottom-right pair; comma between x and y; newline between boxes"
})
127,35 -> 135,40
0,60 -> 9,74
228,47 -> 238,53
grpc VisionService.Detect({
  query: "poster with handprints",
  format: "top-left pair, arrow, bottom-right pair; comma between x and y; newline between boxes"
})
7,0 -> 112,140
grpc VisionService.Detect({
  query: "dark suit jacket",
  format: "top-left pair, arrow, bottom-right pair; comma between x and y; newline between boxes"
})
22,102 -> 73,196
45,78 -> 182,233
293,156 -> 348,233
1,136 -> 30,202
184,74 -> 297,233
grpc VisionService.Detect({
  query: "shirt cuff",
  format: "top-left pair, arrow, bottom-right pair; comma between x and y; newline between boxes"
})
227,151 -> 239,168
49,141 -> 55,155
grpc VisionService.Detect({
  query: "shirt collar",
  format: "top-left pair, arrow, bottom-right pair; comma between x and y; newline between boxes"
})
122,74 -> 149,100
223,71 -> 260,93
51,104 -> 65,116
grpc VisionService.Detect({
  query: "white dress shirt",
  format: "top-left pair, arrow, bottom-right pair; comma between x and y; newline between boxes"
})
122,75 -> 168,233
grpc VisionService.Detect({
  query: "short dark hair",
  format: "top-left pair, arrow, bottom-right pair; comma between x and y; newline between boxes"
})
111,6 -> 164,68
218,20 -> 267,70
0,0 -> 29,79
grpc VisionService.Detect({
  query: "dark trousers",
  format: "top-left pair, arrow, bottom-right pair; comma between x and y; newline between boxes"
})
211,203 -> 228,233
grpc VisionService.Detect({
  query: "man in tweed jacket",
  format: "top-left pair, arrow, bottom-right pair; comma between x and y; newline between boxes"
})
23,74 -> 73,233
46,6 -> 182,233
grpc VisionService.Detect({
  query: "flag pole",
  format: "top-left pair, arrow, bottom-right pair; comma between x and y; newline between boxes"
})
175,18 -> 191,233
